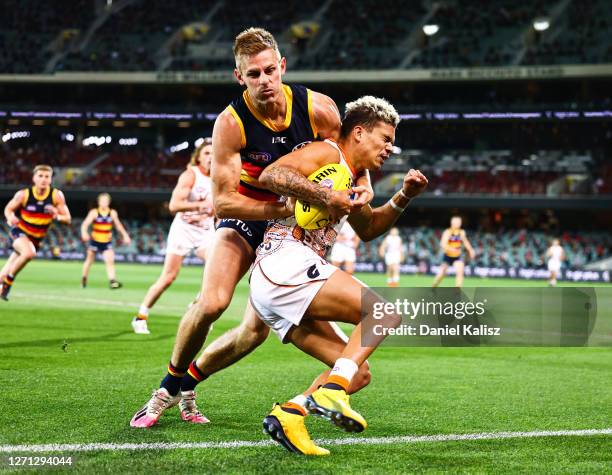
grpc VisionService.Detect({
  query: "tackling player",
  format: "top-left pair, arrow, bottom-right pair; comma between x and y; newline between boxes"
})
132,139 -> 215,334
1,165 -> 71,301
379,227 -> 404,286
80,193 -> 131,290
130,28 -> 373,428
329,221 -> 360,274
432,216 -> 475,288
251,96 -> 428,455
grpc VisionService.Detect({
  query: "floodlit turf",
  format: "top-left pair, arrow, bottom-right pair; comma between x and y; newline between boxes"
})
0,260 -> 610,473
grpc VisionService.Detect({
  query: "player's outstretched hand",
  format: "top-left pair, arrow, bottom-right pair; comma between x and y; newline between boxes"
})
122,235 -> 132,246
81,233 -> 90,242
402,169 -> 428,198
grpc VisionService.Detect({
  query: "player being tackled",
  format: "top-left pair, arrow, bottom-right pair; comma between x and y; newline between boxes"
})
252,96 -> 428,454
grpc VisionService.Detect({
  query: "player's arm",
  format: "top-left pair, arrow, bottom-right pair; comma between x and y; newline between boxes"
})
348,169 -> 428,242
258,141 -> 355,221
111,209 -> 131,245
4,190 -> 25,226
312,90 -> 373,208
378,238 -> 387,258
212,109 -> 291,220
439,229 -> 451,254
51,190 -> 71,224
461,231 -> 475,259
169,169 -> 206,214
80,209 -> 96,241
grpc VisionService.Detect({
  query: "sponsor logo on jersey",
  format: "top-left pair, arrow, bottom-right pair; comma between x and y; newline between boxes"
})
292,141 -> 312,151
247,151 -> 273,163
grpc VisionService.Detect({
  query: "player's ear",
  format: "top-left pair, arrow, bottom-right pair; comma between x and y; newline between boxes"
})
279,56 -> 287,75
353,125 -> 364,143
234,67 -> 245,86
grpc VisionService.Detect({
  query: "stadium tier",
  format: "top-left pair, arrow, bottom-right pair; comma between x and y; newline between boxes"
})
1,0 -> 611,73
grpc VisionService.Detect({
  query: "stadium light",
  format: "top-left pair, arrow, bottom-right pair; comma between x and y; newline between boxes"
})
422,24 -> 439,36
169,141 -> 189,153
2,130 -> 30,142
119,137 -> 138,146
194,137 -> 205,148
533,18 -> 550,32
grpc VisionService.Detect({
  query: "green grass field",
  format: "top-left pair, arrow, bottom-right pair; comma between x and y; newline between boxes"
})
0,260 -> 610,473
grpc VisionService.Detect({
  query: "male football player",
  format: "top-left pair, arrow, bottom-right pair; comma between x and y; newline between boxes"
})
432,216 -> 475,288
1,165 -> 71,300
132,139 -> 215,334
81,193 -> 131,290
130,28 -> 373,428
252,96 -> 428,455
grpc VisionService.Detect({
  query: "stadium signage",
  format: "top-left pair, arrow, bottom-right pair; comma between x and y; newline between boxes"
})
1,64 -> 610,85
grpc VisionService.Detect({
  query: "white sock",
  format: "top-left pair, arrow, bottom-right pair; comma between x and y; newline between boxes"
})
328,358 -> 358,388
289,394 -> 307,410
138,305 -> 149,317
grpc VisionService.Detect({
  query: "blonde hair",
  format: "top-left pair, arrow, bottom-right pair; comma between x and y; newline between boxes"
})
97,192 -> 111,204
233,27 -> 281,70
189,137 -> 212,167
33,164 -> 53,175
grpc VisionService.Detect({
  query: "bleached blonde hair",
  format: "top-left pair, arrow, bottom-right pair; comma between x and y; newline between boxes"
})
233,27 -> 281,70
340,96 -> 400,138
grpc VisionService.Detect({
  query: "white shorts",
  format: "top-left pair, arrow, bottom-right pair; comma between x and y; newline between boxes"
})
548,260 -> 561,273
330,243 -> 356,263
166,218 -> 214,257
250,244 -> 339,342
385,252 -> 401,266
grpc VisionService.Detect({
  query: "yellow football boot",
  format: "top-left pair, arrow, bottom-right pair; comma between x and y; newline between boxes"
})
263,404 -> 330,456
306,388 -> 367,433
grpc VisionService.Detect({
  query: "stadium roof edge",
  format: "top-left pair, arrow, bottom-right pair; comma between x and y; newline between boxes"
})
1,64 -> 611,85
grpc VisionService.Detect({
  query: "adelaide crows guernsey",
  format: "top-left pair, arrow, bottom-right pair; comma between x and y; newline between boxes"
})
91,209 -> 114,244
226,83 -> 318,202
445,229 -> 463,258
16,186 -> 58,243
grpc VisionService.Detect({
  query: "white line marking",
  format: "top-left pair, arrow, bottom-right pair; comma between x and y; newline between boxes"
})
1,429 -> 610,453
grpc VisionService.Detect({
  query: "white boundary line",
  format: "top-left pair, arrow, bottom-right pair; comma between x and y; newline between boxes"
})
1,429 -> 610,453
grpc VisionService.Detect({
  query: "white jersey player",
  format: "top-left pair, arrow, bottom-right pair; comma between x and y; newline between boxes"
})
546,238 -> 565,286
330,221 -> 360,274
249,96 -> 428,455
132,139 -> 215,334
379,227 -> 403,286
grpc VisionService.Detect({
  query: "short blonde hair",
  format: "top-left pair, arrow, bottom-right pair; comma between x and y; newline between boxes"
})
33,164 -> 53,175
189,137 -> 212,167
233,27 -> 280,69
97,192 -> 111,204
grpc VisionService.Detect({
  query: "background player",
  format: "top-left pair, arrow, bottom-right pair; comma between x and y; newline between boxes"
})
80,193 -> 131,289
132,139 -> 215,335
330,221 -> 360,274
1,165 -> 71,301
378,227 -> 404,286
432,216 -> 475,288
130,28 -> 373,428
546,238 -> 565,286
251,96 -> 428,454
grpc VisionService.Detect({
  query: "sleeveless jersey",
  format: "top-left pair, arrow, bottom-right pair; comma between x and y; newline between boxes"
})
91,208 -> 113,243
176,166 -> 214,230
384,234 -> 403,256
227,83 -> 318,202
549,244 -> 563,262
336,221 -> 357,247
16,186 -> 58,241
257,139 -> 356,259
445,229 -> 463,258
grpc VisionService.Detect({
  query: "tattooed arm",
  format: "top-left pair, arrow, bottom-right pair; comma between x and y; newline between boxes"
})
259,141 -> 355,220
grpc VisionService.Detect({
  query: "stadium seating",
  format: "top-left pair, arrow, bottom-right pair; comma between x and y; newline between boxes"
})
3,0 -> 611,73
1,218 -> 607,271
